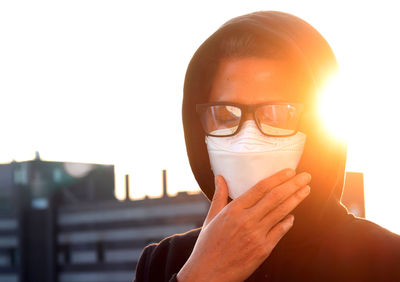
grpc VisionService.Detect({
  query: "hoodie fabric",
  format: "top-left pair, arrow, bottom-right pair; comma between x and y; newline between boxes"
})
134,11 -> 400,282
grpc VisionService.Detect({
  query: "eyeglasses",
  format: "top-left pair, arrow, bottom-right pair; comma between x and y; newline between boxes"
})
196,102 -> 304,137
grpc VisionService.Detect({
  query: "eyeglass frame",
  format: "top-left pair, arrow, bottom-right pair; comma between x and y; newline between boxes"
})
196,101 -> 304,137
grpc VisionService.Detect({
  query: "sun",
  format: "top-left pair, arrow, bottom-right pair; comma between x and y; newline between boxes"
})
318,73 -> 353,143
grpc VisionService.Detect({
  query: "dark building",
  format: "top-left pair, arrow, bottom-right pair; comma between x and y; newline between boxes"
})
0,160 -> 209,282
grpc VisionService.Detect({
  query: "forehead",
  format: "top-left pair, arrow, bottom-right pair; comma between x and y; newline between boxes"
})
209,57 -> 307,104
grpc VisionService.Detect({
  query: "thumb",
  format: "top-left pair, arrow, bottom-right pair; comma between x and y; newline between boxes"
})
203,175 -> 228,226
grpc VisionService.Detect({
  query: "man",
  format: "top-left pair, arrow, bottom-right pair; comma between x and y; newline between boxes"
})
135,11 -> 400,282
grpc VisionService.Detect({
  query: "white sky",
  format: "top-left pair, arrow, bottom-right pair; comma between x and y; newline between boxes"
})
1,0 -> 400,233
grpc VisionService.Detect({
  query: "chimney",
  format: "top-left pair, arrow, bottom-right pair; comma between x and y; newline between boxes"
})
162,169 -> 168,197
124,174 -> 130,201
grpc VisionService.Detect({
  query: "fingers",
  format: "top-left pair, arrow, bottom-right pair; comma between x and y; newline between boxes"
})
250,172 -> 311,221
203,175 -> 228,226
263,215 -> 294,255
235,168 -> 296,208
260,185 -> 310,228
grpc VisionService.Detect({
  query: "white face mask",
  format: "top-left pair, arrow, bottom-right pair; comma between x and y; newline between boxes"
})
206,120 -> 306,199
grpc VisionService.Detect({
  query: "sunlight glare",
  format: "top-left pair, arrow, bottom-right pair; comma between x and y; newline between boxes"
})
317,73 -> 359,144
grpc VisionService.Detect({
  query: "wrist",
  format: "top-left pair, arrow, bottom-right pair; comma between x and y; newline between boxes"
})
177,257 -> 202,282
177,262 -> 192,282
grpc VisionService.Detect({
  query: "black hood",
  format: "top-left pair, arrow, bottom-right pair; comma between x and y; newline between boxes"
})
182,11 -> 348,242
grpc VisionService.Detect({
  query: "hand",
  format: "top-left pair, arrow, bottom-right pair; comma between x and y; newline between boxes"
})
177,169 -> 311,282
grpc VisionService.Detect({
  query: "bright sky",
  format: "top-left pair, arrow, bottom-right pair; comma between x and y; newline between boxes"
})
1,1 -> 400,234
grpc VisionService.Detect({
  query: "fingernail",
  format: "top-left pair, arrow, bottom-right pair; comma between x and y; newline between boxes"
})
300,185 -> 311,196
301,173 -> 312,183
286,169 -> 296,177
288,215 -> 295,225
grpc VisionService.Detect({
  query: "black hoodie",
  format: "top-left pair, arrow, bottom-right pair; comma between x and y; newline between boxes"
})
135,11 -> 400,282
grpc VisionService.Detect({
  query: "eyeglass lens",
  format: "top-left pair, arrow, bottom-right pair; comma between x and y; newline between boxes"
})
255,104 -> 298,136
199,104 -> 299,136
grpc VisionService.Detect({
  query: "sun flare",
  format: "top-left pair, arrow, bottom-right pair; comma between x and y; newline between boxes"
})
317,68 -> 400,234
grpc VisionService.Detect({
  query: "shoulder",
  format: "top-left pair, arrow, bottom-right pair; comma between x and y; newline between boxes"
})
135,228 -> 201,282
317,215 -> 400,281
325,214 -> 400,257
339,215 -> 400,249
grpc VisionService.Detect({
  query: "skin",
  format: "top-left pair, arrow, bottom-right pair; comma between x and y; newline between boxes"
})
177,57 -> 312,282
